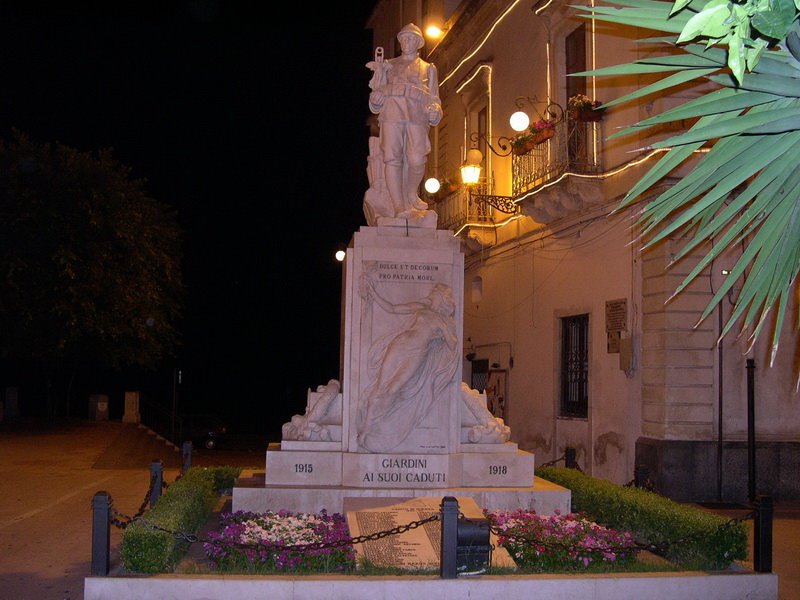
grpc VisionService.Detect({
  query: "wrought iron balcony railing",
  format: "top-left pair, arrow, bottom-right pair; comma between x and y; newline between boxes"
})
435,179 -> 495,232
436,119 -> 602,233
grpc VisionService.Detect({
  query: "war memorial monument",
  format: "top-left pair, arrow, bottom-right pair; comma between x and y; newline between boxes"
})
232,23 -> 570,517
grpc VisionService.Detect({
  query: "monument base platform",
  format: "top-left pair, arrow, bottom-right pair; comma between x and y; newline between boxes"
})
265,443 -> 535,488
232,472 -> 571,515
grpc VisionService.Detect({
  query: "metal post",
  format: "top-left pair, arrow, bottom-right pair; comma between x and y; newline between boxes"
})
565,447 -> 578,469
440,496 -> 459,579
181,441 -> 193,474
716,303 -> 724,501
171,367 -> 177,445
91,491 -> 111,576
150,460 -> 163,508
747,359 -> 756,502
753,495 -> 773,573
634,464 -> 650,488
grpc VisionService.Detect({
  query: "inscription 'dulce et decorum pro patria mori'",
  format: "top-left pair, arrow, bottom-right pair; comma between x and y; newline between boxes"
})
376,262 -> 439,282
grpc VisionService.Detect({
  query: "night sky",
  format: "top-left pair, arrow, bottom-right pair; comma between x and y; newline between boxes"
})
0,2 -> 376,433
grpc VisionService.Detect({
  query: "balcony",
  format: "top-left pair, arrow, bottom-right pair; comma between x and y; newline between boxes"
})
435,118 -> 602,235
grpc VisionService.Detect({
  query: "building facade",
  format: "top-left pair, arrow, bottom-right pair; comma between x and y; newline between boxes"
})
365,0 -> 800,502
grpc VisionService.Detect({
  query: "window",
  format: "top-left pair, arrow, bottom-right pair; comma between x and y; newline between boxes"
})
471,358 -> 489,392
486,369 -> 507,421
475,105 -> 488,175
560,314 -> 588,418
566,24 -> 588,166
565,24 -> 586,100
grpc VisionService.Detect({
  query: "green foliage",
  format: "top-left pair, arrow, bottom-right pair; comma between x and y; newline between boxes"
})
0,130 -> 184,370
537,467 -> 748,570
207,465 -> 243,493
121,466 -> 237,573
572,1 -> 800,365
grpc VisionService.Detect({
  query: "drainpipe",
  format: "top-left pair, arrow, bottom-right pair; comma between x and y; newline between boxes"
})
747,358 -> 756,502
717,304 -> 724,501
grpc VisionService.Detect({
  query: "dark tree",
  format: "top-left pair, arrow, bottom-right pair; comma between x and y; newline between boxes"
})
0,130 -> 184,416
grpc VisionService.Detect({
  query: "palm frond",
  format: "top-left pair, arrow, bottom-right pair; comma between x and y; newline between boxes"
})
572,0 -> 800,360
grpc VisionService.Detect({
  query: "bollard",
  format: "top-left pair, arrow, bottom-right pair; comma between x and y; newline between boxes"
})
634,464 -> 650,488
440,496 -> 459,579
182,441 -> 193,474
753,495 -> 773,573
150,460 -> 163,508
565,447 -> 578,469
91,491 -> 111,576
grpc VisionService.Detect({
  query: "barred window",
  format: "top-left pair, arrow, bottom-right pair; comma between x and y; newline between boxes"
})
560,314 -> 588,418
471,358 -> 489,392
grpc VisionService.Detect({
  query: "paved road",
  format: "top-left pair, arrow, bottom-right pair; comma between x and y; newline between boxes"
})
0,418 -> 797,600
0,418 -> 264,600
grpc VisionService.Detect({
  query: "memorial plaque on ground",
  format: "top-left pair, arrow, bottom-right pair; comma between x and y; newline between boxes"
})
345,496 -> 516,571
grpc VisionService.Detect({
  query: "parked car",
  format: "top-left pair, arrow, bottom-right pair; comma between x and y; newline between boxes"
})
179,414 -> 228,450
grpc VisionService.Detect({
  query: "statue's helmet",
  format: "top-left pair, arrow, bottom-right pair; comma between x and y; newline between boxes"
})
397,23 -> 424,43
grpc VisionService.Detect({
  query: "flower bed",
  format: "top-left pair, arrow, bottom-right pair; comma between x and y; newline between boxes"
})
485,509 -> 638,572
202,507 -> 641,575
203,509 -> 356,574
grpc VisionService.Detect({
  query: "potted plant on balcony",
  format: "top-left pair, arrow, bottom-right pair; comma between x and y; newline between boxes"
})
511,118 -> 556,155
529,118 -> 555,144
431,176 -> 459,201
511,132 -> 534,155
568,94 -> 606,122
440,176 -> 459,195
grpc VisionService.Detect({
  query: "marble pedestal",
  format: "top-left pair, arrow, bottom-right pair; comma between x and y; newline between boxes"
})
265,442 -> 534,488
232,442 -> 570,515
233,224 -> 571,515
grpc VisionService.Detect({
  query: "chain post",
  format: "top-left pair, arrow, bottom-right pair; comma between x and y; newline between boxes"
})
181,441 -> 193,474
440,496 -> 458,579
91,491 -> 111,576
565,447 -> 578,469
753,495 -> 773,573
150,460 -> 163,507
634,464 -> 650,488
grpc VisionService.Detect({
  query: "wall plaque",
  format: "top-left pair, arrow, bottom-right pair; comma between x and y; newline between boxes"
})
605,298 -> 627,332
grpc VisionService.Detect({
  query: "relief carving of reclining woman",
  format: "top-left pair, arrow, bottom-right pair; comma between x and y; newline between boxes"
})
356,274 -> 458,453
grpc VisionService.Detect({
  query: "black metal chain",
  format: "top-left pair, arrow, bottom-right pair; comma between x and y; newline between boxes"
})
109,501 -> 753,567
128,512 -> 441,551
637,510 -> 755,556
131,517 -> 201,544
536,452 -> 586,473
104,468 -> 752,562
474,514 -> 658,555
107,474 -> 156,529
537,453 -> 566,469
460,510 -> 752,557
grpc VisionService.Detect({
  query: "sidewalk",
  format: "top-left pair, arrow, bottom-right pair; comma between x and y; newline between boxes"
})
0,417 -> 797,600
693,499 -> 800,600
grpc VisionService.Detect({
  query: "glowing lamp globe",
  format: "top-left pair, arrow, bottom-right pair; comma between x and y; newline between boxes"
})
424,177 -> 441,194
509,111 -> 530,132
425,24 -> 443,39
335,250 -> 346,262
466,148 -> 484,165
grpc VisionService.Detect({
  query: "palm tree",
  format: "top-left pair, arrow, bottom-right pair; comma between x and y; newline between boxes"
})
574,0 -> 800,367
